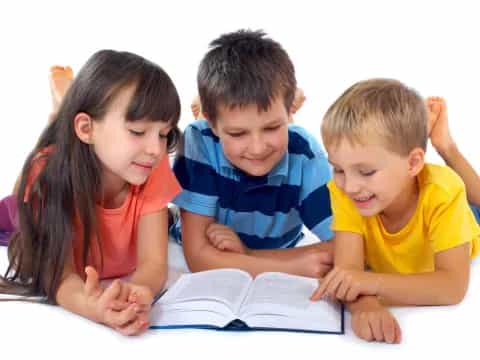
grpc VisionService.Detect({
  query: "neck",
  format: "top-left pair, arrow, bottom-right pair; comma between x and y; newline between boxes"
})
97,171 -> 129,209
380,177 -> 419,233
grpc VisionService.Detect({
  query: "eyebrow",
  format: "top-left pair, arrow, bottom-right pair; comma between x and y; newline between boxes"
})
328,160 -> 374,168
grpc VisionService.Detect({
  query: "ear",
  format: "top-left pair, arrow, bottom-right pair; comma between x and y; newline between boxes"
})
407,148 -> 425,176
73,112 -> 94,144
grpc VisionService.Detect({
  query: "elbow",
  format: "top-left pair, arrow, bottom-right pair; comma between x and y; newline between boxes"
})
437,282 -> 468,305
444,286 -> 468,305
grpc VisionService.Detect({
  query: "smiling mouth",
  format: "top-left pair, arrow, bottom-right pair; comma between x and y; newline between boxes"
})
133,162 -> 154,169
352,194 -> 375,207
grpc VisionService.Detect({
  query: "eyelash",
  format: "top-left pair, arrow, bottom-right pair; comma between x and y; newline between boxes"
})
129,130 -> 145,136
129,130 -> 170,139
228,126 -> 280,138
360,170 -> 376,177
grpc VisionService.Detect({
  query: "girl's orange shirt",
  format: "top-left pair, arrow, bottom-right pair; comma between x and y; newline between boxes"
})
25,149 -> 181,279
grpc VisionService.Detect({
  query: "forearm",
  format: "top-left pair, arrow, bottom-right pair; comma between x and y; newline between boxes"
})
373,270 -> 468,306
249,241 -> 332,260
346,295 -> 382,313
55,273 -> 100,322
129,262 -> 168,295
436,142 -> 480,207
186,242 -> 297,277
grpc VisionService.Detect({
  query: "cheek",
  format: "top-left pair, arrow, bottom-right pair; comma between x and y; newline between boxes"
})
269,130 -> 288,151
221,139 -> 244,159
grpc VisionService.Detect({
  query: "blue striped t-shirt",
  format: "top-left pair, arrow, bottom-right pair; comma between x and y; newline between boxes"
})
170,120 -> 333,249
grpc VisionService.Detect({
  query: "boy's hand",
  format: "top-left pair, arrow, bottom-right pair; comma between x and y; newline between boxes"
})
83,267 -> 150,336
290,87 -> 306,114
310,267 -> 381,302
426,96 -> 455,153
291,248 -> 333,278
191,95 -> 202,119
350,297 -> 401,344
206,223 -> 248,254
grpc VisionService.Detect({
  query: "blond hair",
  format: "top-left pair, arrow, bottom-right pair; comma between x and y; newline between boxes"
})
321,78 -> 427,156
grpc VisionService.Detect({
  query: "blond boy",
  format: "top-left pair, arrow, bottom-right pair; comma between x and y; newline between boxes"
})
311,79 -> 480,343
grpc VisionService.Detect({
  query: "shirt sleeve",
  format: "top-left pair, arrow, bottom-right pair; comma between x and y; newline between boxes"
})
171,123 -> 220,217
24,148 -> 50,202
296,131 -> 334,241
327,180 -> 365,235
140,155 -> 182,215
426,183 -> 479,255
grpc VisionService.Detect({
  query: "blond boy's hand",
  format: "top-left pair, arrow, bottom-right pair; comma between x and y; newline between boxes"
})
426,96 -> 455,153
206,223 -> 249,254
310,267 -> 381,302
350,297 -> 401,344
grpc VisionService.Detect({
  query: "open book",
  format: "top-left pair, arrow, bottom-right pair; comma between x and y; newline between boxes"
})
150,269 -> 344,334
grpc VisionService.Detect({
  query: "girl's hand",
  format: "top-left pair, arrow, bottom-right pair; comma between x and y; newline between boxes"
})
83,267 -> 149,336
310,267 -> 381,302
350,297 -> 401,344
206,223 -> 248,254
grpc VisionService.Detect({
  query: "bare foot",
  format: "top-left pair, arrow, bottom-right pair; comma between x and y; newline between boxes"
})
49,66 -> 74,118
425,96 -> 455,153
191,95 -> 202,119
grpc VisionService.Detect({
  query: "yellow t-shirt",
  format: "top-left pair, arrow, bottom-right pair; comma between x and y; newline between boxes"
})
328,164 -> 480,274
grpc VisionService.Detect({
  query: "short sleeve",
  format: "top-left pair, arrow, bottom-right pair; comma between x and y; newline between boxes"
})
140,155 -> 182,215
426,184 -> 479,255
327,180 -> 365,235
24,148 -> 51,202
171,123 -> 220,216
295,131 -> 333,240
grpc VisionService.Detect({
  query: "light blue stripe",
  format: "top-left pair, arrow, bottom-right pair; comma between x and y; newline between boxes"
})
217,208 -> 303,239
310,216 -> 334,241
172,189 -> 218,217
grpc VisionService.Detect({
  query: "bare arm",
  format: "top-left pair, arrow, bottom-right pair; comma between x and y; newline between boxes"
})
315,238 -> 471,306
181,209 -> 324,277
373,243 -> 470,305
129,208 -> 169,295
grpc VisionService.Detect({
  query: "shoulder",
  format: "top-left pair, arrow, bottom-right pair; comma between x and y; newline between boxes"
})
183,119 -> 216,142
287,124 -> 326,160
420,164 -> 466,202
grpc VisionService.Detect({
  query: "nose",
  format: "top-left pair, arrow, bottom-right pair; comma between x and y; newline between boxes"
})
343,175 -> 361,195
249,133 -> 267,156
145,134 -> 165,158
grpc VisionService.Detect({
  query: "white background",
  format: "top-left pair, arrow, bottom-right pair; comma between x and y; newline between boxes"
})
0,0 -> 479,358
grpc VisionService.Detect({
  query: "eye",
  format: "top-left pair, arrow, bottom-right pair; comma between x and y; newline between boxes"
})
129,129 -> 145,136
265,125 -> 281,132
360,170 -> 376,177
228,132 -> 245,138
333,168 -> 344,174
159,131 -> 169,140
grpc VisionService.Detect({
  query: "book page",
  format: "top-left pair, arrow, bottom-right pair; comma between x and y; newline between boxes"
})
158,268 -> 252,314
239,272 -> 342,333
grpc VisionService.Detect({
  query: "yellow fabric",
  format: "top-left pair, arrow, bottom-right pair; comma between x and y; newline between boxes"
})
328,164 -> 480,274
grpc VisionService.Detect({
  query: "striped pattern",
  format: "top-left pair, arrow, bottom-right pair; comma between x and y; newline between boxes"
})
170,120 -> 333,249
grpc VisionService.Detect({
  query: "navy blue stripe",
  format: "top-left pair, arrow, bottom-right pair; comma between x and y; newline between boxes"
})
238,225 -> 303,249
201,128 -> 219,142
175,157 -> 301,215
200,127 -> 315,159
173,156 -> 219,196
288,131 -> 315,159
298,185 -> 332,229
